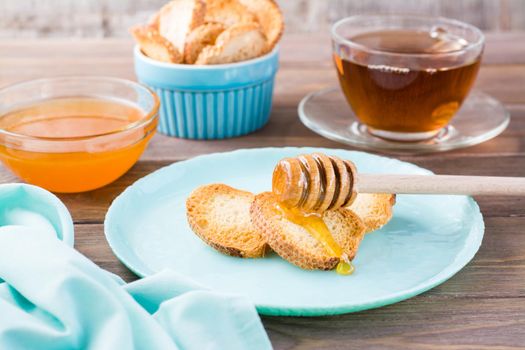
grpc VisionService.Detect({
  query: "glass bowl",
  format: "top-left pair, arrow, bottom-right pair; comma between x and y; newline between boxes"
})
0,77 -> 159,193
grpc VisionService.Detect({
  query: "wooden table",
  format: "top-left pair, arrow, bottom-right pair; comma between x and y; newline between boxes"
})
1,33 -> 524,349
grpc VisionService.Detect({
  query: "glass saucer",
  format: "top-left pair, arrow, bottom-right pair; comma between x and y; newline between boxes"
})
298,87 -> 510,154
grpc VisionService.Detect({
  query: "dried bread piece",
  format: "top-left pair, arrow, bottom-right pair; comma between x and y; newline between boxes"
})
184,22 -> 225,64
205,0 -> 257,27
251,192 -> 366,270
195,22 -> 267,64
186,184 -> 267,258
148,11 -> 161,30
348,193 -> 396,233
159,0 -> 206,55
130,25 -> 183,63
237,0 -> 283,50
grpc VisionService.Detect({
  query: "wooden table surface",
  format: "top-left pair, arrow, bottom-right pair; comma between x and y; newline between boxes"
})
1,32 -> 524,349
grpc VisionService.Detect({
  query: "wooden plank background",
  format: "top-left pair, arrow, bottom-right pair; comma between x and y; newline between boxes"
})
1,0 -> 525,38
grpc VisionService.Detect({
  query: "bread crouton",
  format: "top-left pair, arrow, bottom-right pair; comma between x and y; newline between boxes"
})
195,22 -> 267,64
186,184 -> 267,258
130,25 -> 183,63
184,22 -> 225,63
159,0 -> 206,54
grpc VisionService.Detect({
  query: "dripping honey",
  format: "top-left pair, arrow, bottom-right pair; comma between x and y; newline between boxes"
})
276,203 -> 354,275
0,97 -> 157,193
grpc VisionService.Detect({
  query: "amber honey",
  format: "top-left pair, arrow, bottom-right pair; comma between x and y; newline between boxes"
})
276,203 -> 354,275
0,97 -> 157,193
334,29 -> 481,134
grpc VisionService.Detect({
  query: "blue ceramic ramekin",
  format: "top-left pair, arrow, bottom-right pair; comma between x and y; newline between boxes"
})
134,46 -> 279,139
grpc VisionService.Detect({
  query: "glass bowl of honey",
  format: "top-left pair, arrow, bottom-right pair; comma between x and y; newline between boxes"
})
0,77 -> 159,193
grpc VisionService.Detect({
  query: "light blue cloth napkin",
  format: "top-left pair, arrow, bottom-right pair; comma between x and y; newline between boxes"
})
0,226 -> 272,350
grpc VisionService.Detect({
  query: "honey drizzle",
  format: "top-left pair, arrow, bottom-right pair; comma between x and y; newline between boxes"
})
275,203 -> 354,275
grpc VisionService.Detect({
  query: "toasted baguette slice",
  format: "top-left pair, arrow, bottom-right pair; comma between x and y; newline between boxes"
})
237,0 -> 283,50
347,193 -> 396,233
186,184 -> 267,258
184,22 -> 225,63
130,25 -> 183,63
205,0 -> 257,27
251,192 -> 366,270
148,11 -> 161,30
195,22 -> 267,64
159,0 -> 206,55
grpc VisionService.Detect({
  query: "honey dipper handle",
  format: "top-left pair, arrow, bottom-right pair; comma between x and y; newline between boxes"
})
357,174 -> 525,196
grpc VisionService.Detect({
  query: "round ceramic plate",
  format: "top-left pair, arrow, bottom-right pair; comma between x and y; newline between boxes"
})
105,148 -> 484,316
299,88 -> 509,154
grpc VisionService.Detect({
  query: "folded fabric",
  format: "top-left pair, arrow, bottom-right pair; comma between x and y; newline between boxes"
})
0,226 -> 271,350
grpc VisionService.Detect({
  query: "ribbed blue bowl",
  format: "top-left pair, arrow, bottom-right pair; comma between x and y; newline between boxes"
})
134,47 -> 279,139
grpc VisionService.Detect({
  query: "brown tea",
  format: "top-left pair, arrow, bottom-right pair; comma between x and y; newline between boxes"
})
334,29 -> 481,134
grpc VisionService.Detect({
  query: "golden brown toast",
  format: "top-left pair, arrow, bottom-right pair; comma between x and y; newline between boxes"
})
158,0 -> 206,55
347,193 -> 396,233
250,192 -> 366,270
130,25 -> 183,63
186,184 -> 267,258
131,0 -> 284,65
205,0 -> 257,27
184,22 -> 225,63
195,22 -> 268,64
147,10 -> 161,30
237,0 -> 283,50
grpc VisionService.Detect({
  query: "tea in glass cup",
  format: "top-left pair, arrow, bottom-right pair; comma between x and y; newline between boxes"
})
332,16 -> 484,141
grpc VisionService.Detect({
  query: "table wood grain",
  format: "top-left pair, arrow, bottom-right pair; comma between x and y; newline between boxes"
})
1,33 -> 524,349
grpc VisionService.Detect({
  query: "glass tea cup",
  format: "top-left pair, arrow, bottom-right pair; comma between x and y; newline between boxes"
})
331,15 -> 484,141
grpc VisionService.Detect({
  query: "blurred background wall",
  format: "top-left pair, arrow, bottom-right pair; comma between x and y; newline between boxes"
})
1,0 -> 524,38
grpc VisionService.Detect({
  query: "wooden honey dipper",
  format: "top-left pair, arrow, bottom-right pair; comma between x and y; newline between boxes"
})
272,153 -> 525,212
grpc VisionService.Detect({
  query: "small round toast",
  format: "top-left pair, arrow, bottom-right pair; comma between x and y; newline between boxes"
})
184,22 -> 225,64
130,25 -> 183,63
347,193 -> 396,233
250,192 -> 366,270
237,0 -> 284,50
195,22 -> 267,64
159,0 -> 206,54
186,184 -> 267,258
205,0 -> 257,27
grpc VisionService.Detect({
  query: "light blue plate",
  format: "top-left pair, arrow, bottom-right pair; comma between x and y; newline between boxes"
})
105,148 -> 484,316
